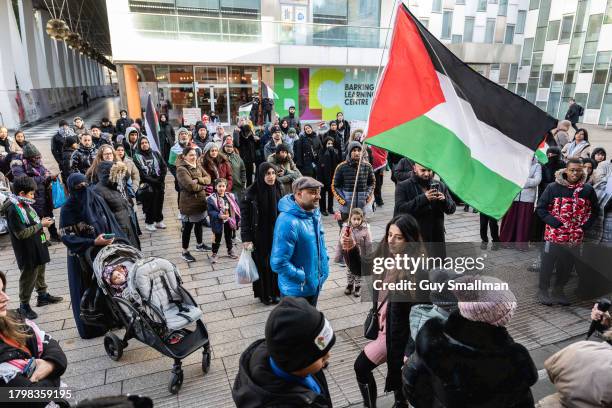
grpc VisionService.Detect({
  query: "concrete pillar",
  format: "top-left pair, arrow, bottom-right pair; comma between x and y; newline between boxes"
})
39,10 -> 59,88
70,49 -> 82,86
18,0 -> 47,89
57,41 -> 72,87
123,64 -> 142,119
116,63 -> 127,107
0,0 -> 18,128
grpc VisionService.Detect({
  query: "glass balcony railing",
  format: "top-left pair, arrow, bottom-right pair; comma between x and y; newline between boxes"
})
126,12 -> 389,48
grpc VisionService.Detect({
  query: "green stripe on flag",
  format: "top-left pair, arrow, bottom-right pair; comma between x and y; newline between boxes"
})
535,148 -> 548,164
366,115 -> 521,219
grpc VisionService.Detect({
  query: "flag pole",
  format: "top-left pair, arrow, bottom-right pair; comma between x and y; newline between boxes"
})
347,0 -> 398,217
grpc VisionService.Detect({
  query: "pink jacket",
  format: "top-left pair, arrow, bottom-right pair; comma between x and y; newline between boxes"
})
334,222 -> 372,263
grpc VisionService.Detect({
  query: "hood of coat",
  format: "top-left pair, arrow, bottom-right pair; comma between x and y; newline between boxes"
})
555,168 -> 587,187
345,141 -> 362,162
124,126 -> 139,142
232,340 -> 325,408
278,194 -> 320,219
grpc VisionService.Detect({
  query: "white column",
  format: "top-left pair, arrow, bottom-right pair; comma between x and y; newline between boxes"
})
18,0 -> 47,89
57,41 -> 72,87
0,0 -> 19,128
71,48 -> 82,86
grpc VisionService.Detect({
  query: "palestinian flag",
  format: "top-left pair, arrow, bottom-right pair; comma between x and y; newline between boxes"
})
365,5 -> 557,219
144,93 -> 161,153
536,140 -> 549,164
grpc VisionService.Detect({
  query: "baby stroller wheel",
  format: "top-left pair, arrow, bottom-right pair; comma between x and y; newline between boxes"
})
202,350 -> 211,375
104,332 -> 124,361
169,370 -> 183,394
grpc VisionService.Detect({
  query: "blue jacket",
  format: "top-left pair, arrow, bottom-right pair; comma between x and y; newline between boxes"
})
270,195 -> 330,297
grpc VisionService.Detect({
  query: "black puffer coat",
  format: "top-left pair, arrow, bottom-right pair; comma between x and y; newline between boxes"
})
70,145 -> 97,175
403,310 -> 537,408
317,144 -> 341,187
237,125 -> 257,164
294,132 -> 322,177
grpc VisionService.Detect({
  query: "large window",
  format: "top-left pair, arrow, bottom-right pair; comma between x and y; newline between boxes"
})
452,34 -> 463,43
529,0 -> 539,10
559,15 -> 574,43
312,0 -> 381,47
547,20 -> 560,41
534,27 -> 546,51
587,51 -> 611,109
442,10 -> 453,39
464,17 -> 475,42
537,0 -> 551,27
521,38 -> 534,66
478,0 -> 487,12
498,0 -> 508,16
516,10 -> 527,34
485,18 -> 496,43
504,24 -> 515,44
432,0 -> 442,13
539,64 -> 553,88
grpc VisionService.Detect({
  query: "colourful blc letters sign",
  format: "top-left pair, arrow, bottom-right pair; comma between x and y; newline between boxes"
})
274,67 -> 378,122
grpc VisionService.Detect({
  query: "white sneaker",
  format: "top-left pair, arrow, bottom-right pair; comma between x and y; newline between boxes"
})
145,223 -> 156,232
156,222 -> 167,229
177,212 -> 182,220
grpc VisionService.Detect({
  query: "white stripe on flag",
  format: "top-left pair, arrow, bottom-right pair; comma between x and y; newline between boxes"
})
424,73 -> 535,187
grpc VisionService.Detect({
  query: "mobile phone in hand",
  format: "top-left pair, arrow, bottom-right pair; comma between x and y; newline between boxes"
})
22,357 -> 36,378
103,233 -> 115,240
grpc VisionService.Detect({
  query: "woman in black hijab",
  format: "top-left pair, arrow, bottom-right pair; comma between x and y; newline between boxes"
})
59,173 -> 125,339
240,162 -> 282,305
133,136 -> 167,231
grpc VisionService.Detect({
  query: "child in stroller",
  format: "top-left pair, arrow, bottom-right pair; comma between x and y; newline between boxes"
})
90,243 -> 211,394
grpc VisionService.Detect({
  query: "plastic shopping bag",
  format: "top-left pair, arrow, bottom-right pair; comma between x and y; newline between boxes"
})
235,248 -> 259,284
52,179 -> 67,209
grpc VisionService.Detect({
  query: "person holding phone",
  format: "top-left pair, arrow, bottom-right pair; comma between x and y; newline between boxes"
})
0,270 -> 68,403
393,163 -> 456,259
60,173 -> 125,339
2,176 -> 63,320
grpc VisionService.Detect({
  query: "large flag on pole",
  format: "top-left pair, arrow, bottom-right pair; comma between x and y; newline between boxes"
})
262,82 -> 279,99
144,93 -> 160,153
365,5 -> 557,219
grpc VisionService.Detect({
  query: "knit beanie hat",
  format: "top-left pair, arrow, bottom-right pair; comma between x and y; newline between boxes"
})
288,128 -> 297,137
453,275 -> 516,327
177,127 -> 189,135
203,142 -> 217,155
22,142 -> 40,159
265,297 -> 335,373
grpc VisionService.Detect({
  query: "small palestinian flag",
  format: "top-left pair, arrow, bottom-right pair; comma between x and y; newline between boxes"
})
365,5 -> 557,219
536,140 -> 549,164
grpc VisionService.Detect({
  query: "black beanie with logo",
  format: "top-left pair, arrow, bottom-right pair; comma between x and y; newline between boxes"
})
265,297 -> 335,373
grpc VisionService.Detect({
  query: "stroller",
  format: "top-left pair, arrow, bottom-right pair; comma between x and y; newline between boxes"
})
86,243 -> 211,394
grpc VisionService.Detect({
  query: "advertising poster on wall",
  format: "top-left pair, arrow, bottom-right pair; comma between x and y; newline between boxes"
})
274,67 -> 378,122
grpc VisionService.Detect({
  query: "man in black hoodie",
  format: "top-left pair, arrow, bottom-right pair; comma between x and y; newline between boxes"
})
233,297 -> 335,408
51,120 -> 75,165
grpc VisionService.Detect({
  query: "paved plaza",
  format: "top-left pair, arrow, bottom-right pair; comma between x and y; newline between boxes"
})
1,97 -> 611,406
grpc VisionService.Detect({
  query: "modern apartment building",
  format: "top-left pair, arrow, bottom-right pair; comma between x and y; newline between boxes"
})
515,0 -> 612,125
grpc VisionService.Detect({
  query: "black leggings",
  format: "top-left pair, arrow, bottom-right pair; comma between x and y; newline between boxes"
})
182,221 -> 203,250
212,222 -> 233,254
354,351 -> 378,384
142,188 -> 164,224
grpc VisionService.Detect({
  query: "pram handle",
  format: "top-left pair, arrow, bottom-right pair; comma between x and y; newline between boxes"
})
83,237 -> 135,271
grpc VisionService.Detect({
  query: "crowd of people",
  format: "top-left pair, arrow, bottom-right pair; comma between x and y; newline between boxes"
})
0,99 -> 611,408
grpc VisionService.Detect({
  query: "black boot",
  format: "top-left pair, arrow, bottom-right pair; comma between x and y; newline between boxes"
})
357,378 -> 377,408
18,303 -> 38,320
391,390 -> 408,408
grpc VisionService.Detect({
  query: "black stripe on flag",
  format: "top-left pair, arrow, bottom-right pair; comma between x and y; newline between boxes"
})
404,5 -> 557,151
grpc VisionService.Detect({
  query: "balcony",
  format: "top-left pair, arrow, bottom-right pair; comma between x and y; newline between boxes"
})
126,12 -> 389,49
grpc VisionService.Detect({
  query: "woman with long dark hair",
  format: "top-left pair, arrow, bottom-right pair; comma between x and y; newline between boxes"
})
199,142 -> 233,193
344,214 -> 424,408
240,162 -> 283,305
0,270 -> 68,398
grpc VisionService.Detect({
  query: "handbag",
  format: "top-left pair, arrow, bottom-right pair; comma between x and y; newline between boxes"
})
363,295 -> 387,340
135,182 -> 153,202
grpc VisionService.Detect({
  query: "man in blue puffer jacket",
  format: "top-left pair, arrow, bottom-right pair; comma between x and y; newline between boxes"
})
270,177 -> 330,307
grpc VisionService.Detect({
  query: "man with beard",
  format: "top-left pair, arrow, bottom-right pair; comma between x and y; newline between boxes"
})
282,106 -> 301,132
69,133 -> 98,175
331,141 -> 375,227
264,126 -> 288,159
271,177 -> 329,306
393,163 -> 456,258
268,144 -> 302,196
